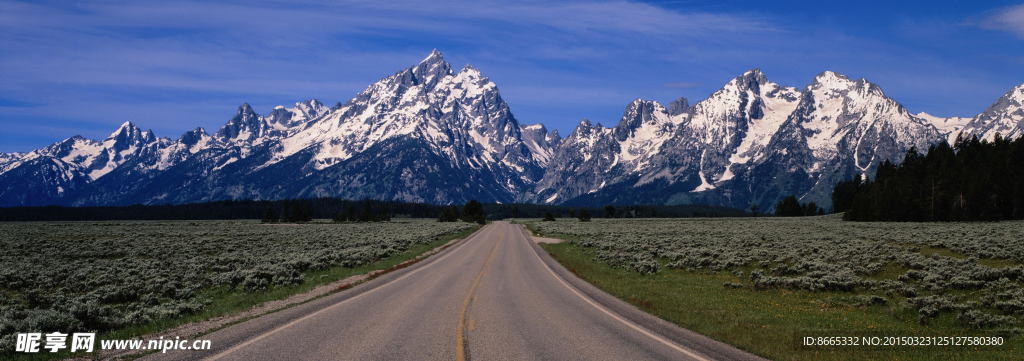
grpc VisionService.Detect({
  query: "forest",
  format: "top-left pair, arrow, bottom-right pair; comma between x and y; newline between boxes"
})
833,135 -> 1024,221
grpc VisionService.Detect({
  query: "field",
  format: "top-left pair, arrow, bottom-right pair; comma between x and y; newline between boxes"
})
0,219 -> 475,354
528,216 -> 1024,361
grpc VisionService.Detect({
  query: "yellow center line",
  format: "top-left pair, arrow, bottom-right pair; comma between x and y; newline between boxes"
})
204,227 -> 486,361
455,225 -> 502,361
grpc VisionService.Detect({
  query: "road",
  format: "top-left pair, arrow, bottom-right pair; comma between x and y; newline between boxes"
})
147,221 -> 765,361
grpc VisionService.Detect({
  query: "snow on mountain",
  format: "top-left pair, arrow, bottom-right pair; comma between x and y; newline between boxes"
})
0,152 -> 23,171
266,50 -> 542,195
266,99 -> 330,131
961,83 -> 1024,141
915,112 -> 971,144
1,50 -> 549,206
520,123 -> 561,166
675,69 -> 801,188
798,71 -> 942,176
532,119 -> 616,203
1,51 -> 1020,209
544,69 -> 949,210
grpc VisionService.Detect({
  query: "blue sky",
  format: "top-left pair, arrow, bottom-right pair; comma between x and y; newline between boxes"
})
1,0 -> 1023,152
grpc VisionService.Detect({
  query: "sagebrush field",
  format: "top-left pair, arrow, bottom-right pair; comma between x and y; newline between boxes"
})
529,216 -> 1024,360
0,220 -> 473,352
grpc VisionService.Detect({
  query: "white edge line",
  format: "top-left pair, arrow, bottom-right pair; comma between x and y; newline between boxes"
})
206,227 -> 487,360
523,227 -> 712,361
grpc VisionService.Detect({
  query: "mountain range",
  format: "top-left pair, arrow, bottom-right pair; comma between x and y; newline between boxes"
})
1,50 -> 1022,210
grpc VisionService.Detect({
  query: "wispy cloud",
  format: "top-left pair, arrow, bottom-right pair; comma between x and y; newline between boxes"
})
0,0 -> 1019,152
663,82 -> 702,89
976,4 -> 1024,38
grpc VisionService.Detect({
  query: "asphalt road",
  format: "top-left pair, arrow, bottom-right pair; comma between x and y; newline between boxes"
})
147,221 -> 765,361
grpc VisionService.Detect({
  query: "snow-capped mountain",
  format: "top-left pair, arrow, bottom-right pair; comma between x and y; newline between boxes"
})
914,112 -> 971,144
0,50 -> 549,206
519,124 -> 561,167
542,70 -> 975,210
960,84 -> 1024,141
0,50 -> 1020,210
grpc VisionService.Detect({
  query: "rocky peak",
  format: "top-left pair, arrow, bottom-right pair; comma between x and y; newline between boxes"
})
179,127 -> 209,146
217,103 -> 265,141
411,49 -> 453,89
961,83 -> 1024,140
667,97 -> 690,116
614,99 -> 666,141
729,69 -> 769,92
811,71 -> 854,90
106,121 -> 155,151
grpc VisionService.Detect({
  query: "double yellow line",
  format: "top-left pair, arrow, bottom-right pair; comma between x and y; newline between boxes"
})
454,225 -> 502,361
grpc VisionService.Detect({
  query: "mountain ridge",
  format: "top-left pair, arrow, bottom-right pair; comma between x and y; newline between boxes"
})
1,50 -> 1020,210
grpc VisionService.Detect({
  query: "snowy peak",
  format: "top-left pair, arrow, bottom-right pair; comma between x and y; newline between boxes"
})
106,121 -> 156,151
915,112 -> 971,144
962,83 -> 1024,141
520,123 -> 562,166
731,69 -> 769,90
614,99 -> 669,141
267,99 -> 329,130
217,103 -> 268,143
178,127 -> 213,152
410,49 -> 453,89
808,71 -> 889,101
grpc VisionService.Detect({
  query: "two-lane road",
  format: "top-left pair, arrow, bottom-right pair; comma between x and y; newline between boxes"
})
148,222 -> 764,361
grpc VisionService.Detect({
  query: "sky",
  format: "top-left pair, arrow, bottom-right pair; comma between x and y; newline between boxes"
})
1,0 -> 1023,152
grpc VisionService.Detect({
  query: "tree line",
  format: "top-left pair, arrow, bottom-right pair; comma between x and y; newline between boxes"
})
772,196 -> 825,217
0,198 -> 747,222
437,200 -> 486,224
833,135 -> 1024,221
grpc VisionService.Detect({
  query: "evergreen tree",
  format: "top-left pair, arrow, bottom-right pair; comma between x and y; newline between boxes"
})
774,196 -> 804,217
604,205 -> 616,218
461,200 -> 486,224
841,135 -> 1024,221
438,205 -> 460,222
261,208 -> 278,223
542,212 -> 556,222
577,209 -> 592,222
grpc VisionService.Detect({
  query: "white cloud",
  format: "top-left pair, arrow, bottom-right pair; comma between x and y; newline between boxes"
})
977,4 -> 1024,38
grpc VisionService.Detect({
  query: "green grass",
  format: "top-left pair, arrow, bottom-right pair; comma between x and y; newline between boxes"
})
542,241 -> 1023,361
11,224 -> 479,361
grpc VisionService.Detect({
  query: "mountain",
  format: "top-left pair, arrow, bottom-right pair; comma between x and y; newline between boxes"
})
0,50 -> 551,207
960,84 -> 1024,141
0,51 -> 1020,210
543,70 -> 970,211
914,112 -> 971,144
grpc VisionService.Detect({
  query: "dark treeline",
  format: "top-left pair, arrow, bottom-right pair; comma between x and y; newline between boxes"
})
0,198 -> 746,222
437,200 -> 486,224
773,196 -> 825,217
483,203 -> 746,219
0,199 -> 435,222
834,135 -> 1024,221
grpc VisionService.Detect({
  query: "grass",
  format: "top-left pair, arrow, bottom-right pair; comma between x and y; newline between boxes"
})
11,224 -> 480,361
541,240 -> 1023,361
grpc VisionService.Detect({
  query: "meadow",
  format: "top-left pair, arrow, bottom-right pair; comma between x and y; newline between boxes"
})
0,219 -> 474,353
529,216 -> 1024,361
